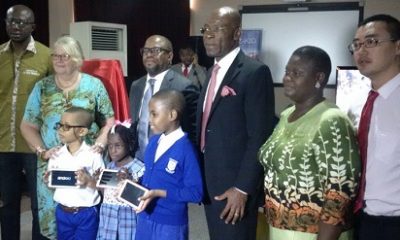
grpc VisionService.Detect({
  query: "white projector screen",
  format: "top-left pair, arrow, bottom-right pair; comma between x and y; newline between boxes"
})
241,3 -> 363,86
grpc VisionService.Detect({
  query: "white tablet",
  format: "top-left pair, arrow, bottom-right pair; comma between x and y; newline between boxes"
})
48,169 -> 78,188
96,169 -> 119,189
117,179 -> 148,210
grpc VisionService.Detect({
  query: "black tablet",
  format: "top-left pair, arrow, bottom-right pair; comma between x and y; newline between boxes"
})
117,179 -> 148,210
96,169 -> 119,188
48,169 -> 78,188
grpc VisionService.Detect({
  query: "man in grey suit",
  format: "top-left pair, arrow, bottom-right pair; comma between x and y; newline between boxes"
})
171,46 -> 207,89
129,35 -> 199,161
196,6 -> 275,240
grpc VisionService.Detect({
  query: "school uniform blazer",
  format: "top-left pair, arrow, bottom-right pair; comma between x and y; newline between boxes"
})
129,69 -> 199,141
196,51 -> 275,202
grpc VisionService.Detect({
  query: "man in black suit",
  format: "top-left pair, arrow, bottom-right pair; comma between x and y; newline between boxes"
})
129,35 -> 198,161
196,6 -> 275,240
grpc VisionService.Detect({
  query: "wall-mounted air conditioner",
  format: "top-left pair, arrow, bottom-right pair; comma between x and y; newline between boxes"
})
70,21 -> 128,76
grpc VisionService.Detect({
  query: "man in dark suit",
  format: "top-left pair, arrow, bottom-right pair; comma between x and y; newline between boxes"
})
129,35 -> 198,161
196,6 -> 275,240
171,46 -> 207,89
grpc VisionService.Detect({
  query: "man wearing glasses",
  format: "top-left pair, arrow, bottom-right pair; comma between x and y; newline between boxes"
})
349,14 -> 400,240
0,4 -> 52,240
129,35 -> 199,162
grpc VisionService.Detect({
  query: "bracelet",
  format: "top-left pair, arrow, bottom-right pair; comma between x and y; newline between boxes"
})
35,146 -> 46,157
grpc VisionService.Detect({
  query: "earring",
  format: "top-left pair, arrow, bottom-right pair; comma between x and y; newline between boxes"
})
315,82 -> 321,89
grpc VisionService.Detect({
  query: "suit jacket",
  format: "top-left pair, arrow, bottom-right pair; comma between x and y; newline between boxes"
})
171,63 -> 207,90
129,69 -> 199,142
196,51 -> 275,202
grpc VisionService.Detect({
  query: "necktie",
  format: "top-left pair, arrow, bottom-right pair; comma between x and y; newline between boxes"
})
137,78 -> 155,160
354,90 -> 379,213
183,66 -> 189,77
200,64 -> 220,151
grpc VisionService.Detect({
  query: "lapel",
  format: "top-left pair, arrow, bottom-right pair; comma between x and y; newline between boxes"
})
209,51 -> 244,118
133,77 -> 146,121
160,69 -> 174,90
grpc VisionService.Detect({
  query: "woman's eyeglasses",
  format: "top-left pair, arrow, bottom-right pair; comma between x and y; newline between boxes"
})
51,53 -> 71,62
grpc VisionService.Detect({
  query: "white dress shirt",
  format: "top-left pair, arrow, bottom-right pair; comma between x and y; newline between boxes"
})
364,73 -> 400,216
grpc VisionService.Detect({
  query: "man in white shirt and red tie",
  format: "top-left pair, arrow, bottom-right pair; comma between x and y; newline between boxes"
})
171,46 -> 207,89
349,14 -> 400,240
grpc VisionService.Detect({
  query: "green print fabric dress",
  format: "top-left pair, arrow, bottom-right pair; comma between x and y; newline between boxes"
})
23,73 -> 114,239
258,100 -> 361,235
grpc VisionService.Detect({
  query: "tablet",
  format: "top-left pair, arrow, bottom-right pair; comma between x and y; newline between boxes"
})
117,179 -> 148,210
96,169 -> 119,188
48,169 -> 78,188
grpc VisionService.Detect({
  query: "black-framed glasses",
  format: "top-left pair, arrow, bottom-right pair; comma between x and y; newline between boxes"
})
5,18 -> 34,27
200,25 -> 228,35
348,38 -> 396,54
54,122 -> 87,131
140,47 -> 170,56
51,53 -> 71,62
284,69 -> 306,79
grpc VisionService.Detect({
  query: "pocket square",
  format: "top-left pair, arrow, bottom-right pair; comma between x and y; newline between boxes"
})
221,85 -> 237,97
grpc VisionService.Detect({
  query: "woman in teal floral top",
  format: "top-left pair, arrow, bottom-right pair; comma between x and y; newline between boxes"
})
20,36 -> 114,239
258,46 -> 360,240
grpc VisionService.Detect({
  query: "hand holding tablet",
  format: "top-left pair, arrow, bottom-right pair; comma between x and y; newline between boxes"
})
117,179 -> 148,210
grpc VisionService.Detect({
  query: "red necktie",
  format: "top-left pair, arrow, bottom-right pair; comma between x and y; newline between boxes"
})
200,64 -> 220,151
183,66 -> 189,77
354,90 -> 379,213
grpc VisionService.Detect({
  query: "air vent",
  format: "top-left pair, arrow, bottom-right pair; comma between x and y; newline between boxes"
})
91,27 -> 122,51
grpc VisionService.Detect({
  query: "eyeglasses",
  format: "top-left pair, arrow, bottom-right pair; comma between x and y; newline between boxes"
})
51,54 -> 71,61
140,47 -> 170,56
5,18 -> 34,27
54,122 -> 87,131
200,25 -> 227,35
348,38 -> 396,54
284,69 -> 306,79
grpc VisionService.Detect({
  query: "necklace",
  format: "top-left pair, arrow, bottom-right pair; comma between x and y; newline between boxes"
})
55,72 -> 81,92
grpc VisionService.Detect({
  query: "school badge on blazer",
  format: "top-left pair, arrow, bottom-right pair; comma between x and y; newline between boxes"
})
165,158 -> 178,174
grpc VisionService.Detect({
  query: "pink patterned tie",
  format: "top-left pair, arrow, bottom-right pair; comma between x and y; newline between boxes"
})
354,90 -> 379,213
200,64 -> 220,151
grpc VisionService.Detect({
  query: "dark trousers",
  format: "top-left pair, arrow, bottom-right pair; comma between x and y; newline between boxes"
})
204,196 -> 258,240
354,210 -> 400,240
0,152 -> 44,240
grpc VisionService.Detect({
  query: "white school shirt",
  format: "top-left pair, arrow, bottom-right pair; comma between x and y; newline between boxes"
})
155,127 -> 185,162
364,73 -> 400,216
48,142 -> 104,207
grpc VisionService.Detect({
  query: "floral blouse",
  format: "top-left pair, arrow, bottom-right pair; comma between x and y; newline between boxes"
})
258,100 -> 361,233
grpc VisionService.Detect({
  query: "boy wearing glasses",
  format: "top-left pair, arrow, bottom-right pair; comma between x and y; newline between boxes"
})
47,107 -> 104,240
349,14 -> 400,240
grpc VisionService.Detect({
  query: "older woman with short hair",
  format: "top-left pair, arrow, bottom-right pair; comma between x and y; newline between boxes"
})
20,36 -> 114,239
258,46 -> 361,240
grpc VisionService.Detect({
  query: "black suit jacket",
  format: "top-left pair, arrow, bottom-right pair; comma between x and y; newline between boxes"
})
129,69 -> 199,141
196,51 -> 275,202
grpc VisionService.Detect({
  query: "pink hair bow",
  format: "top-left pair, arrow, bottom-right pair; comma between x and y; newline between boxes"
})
110,119 -> 132,134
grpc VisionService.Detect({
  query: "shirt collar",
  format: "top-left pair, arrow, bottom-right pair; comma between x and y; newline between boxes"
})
1,36 -> 37,54
214,47 -> 240,69
147,69 -> 169,83
376,73 -> 400,99
158,127 -> 184,144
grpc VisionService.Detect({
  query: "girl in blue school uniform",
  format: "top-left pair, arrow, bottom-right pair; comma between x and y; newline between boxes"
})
96,122 -> 145,240
135,90 -> 203,240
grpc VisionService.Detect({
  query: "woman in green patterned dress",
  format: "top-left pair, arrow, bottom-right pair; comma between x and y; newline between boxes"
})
258,46 -> 361,240
20,36 -> 115,239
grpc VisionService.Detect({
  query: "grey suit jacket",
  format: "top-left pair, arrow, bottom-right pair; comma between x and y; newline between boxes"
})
171,63 -> 207,90
129,69 -> 199,141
